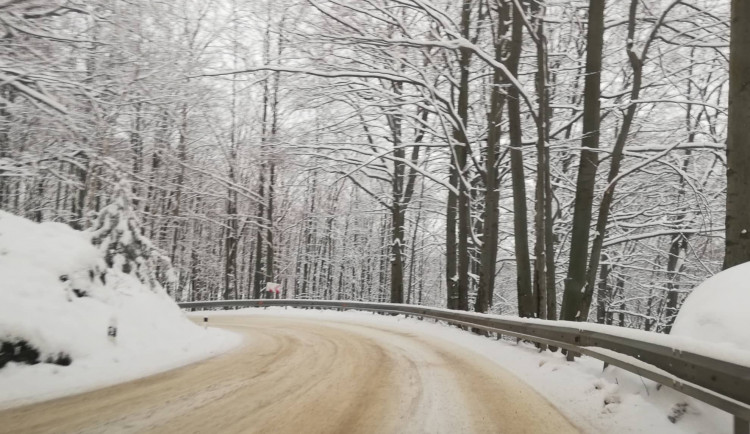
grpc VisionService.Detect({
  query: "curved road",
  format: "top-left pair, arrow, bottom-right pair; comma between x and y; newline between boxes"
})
0,315 -> 579,433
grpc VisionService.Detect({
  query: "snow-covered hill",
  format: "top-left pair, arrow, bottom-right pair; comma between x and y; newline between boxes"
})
0,211 -> 239,408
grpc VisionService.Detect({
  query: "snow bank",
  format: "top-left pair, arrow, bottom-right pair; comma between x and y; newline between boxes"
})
0,211 -> 240,409
672,262 -> 750,352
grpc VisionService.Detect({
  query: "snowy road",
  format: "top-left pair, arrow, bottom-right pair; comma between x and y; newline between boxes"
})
0,315 -> 579,433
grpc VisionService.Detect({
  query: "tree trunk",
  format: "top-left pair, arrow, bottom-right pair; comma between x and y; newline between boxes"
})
579,0 -> 648,320
224,72 -> 239,301
454,0 -> 473,311
725,0 -> 750,269
266,162 -> 276,288
391,204 -> 406,304
596,253 -> 611,324
529,0 -> 553,321
446,167 -> 459,309
253,161 -> 267,297
560,0 -> 606,321
0,87 -> 10,208
407,182 -> 424,304
507,0 -> 534,318
663,234 -> 688,333
389,108 -> 406,304
476,0 -> 508,314
474,2 -> 508,312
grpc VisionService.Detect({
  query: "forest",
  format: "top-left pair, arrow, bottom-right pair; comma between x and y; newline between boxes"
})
0,0 -> 740,334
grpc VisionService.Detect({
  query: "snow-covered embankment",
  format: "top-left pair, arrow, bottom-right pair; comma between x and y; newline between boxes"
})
0,211 -> 240,409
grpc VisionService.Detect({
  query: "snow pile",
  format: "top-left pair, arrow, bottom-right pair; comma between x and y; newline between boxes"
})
671,262 -> 750,352
0,211 -> 240,408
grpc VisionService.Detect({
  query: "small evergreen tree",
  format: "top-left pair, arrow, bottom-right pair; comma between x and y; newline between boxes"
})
88,180 -> 173,292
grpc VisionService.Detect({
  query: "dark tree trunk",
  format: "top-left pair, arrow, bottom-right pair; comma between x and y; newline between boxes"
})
266,162 -> 275,287
579,0 -> 655,320
225,80 -> 238,301
391,204 -> 406,304
476,1 -> 508,314
389,108 -> 406,304
725,0 -> 750,269
130,102 -> 143,210
252,166 -> 266,299
561,0 -> 605,321
446,167 -> 459,309
507,0 -> 534,318
407,183 -> 424,304
265,55 -> 281,293
170,104 -> 188,265
663,234 -> 688,333
70,153 -> 89,230
0,87 -> 11,209
529,0 -> 553,321
596,253 -> 611,324
454,0 -> 474,311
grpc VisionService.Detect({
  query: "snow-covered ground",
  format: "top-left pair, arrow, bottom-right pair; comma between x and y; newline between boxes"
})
0,212 -> 240,409
192,307 -> 734,434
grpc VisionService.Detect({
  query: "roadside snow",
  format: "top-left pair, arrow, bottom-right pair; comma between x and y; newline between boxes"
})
0,212 -> 241,409
192,307 -> 733,434
672,262 -> 750,353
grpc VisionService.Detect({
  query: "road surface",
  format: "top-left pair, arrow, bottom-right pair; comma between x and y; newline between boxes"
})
0,314 -> 579,433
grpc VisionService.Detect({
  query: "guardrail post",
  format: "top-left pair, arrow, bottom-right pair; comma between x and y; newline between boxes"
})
736,416 -> 749,434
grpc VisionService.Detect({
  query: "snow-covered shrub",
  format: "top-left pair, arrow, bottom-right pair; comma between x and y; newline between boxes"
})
0,209 -> 194,371
0,212 -> 109,367
88,180 -> 173,292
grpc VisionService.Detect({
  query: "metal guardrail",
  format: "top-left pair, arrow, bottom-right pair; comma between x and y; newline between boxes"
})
178,299 -> 750,434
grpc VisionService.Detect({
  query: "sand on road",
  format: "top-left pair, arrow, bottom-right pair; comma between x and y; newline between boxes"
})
0,314 -> 579,434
